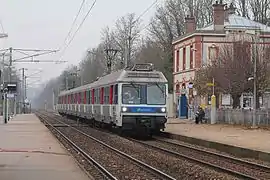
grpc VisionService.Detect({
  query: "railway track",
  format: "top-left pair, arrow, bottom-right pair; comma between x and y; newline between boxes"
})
36,112 -> 176,180
129,136 -> 270,180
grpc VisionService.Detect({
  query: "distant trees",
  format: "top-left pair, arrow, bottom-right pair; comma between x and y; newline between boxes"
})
33,0 -> 270,109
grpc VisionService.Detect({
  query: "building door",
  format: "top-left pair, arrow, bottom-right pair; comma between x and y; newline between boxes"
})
178,94 -> 187,119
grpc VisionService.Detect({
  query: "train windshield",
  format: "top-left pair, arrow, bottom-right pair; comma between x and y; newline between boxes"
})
122,84 -> 141,104
122,83 -> 166,105
147,83 -> 166,105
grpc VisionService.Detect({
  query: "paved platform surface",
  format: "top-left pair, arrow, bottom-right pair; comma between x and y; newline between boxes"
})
165,118 -> 270,153
0,114 -> 90,180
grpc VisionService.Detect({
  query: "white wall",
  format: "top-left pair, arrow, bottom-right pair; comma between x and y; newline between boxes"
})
167,93 -> 175,118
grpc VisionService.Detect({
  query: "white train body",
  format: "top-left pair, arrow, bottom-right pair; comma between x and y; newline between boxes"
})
57,64 -> 168,133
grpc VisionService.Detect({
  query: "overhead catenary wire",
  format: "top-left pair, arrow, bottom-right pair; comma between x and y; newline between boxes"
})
59,0 -> 87,52
59,0 -> 97,60
136,0 -> 160,34
0,19 -> 5,33
134,0 -> 158,23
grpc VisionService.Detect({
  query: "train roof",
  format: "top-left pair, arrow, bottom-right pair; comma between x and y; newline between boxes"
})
59,68 -> 167,96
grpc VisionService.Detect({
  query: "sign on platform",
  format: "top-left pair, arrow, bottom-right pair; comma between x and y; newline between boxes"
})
206,83 -> 214,86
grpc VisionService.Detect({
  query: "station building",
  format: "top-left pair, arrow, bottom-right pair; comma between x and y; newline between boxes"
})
172,1 -> 270,111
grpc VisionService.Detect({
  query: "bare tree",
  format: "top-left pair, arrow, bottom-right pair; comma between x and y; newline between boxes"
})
195,33 -> 270,108
249,0 -> 270,24
113,13 -> 141,68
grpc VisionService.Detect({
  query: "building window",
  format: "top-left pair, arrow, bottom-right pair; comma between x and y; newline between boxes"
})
183,47 -> 186,70
208,45 -> 218,65
176,50 -> 179,72
190,45 -> 193,69
176,84 -> 180,93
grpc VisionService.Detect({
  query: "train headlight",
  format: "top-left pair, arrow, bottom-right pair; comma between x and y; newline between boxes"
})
161,107 -> 166,113
122,107 -> 127,112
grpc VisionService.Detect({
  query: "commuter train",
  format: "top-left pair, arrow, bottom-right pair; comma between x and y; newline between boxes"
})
57,63 -> 168,135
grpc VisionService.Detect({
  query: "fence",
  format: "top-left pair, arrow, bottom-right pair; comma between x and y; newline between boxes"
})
205,109 -> 270,127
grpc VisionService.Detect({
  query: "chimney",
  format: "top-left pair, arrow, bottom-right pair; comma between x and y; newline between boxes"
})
213,0 -> 226,31
225,3 -> 236,22
225,5 -> 229,22
185,15 -> 196,34
228,3 -> 236,15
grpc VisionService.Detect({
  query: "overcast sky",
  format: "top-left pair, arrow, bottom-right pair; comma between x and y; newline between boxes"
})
0,0 -> 161,87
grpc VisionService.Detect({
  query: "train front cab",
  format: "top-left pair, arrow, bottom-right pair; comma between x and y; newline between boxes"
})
119,82 -> 168,134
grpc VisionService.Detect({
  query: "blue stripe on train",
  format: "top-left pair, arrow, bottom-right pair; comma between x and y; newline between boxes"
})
129,107 -> 159,113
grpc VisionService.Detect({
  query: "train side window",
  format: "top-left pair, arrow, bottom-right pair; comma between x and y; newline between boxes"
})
80,92 -> 82,104
109,85 -> 113,104
97,89 -> 100,104
94,89 -> 98,104
88,90 -> 91,104
84,91 -> 86,104
86,90 -> 89,104
104,87 -> 109,104
92,89 -> 95,104
71,94 -> 73,104
114,84 -> 118,104
81,91 -> 84,104
107,87 -> 110,104
100,87 -> 104,104
103,87 -> 106,104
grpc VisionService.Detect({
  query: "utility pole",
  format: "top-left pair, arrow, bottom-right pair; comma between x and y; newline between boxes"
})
8,47 -> 12,82
24,74 -> 27,107
105,48 -> 119,74
52,88 -> 55,110
44,100 -> 47,111
65,76 -> 68,90
14,94 -> 16,116
22,68 -> 25,113
8,47 -> 12,119
126,26 -> 132,68
252,31 -> 258,128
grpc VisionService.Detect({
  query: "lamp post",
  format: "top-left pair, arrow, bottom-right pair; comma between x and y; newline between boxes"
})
3,87 -> 8,123
245,28 -> 260,128
104,48 -> 119,73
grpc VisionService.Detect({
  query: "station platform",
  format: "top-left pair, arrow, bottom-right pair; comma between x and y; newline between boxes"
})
164,118 -> 270,162
0,114 -> 90,180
